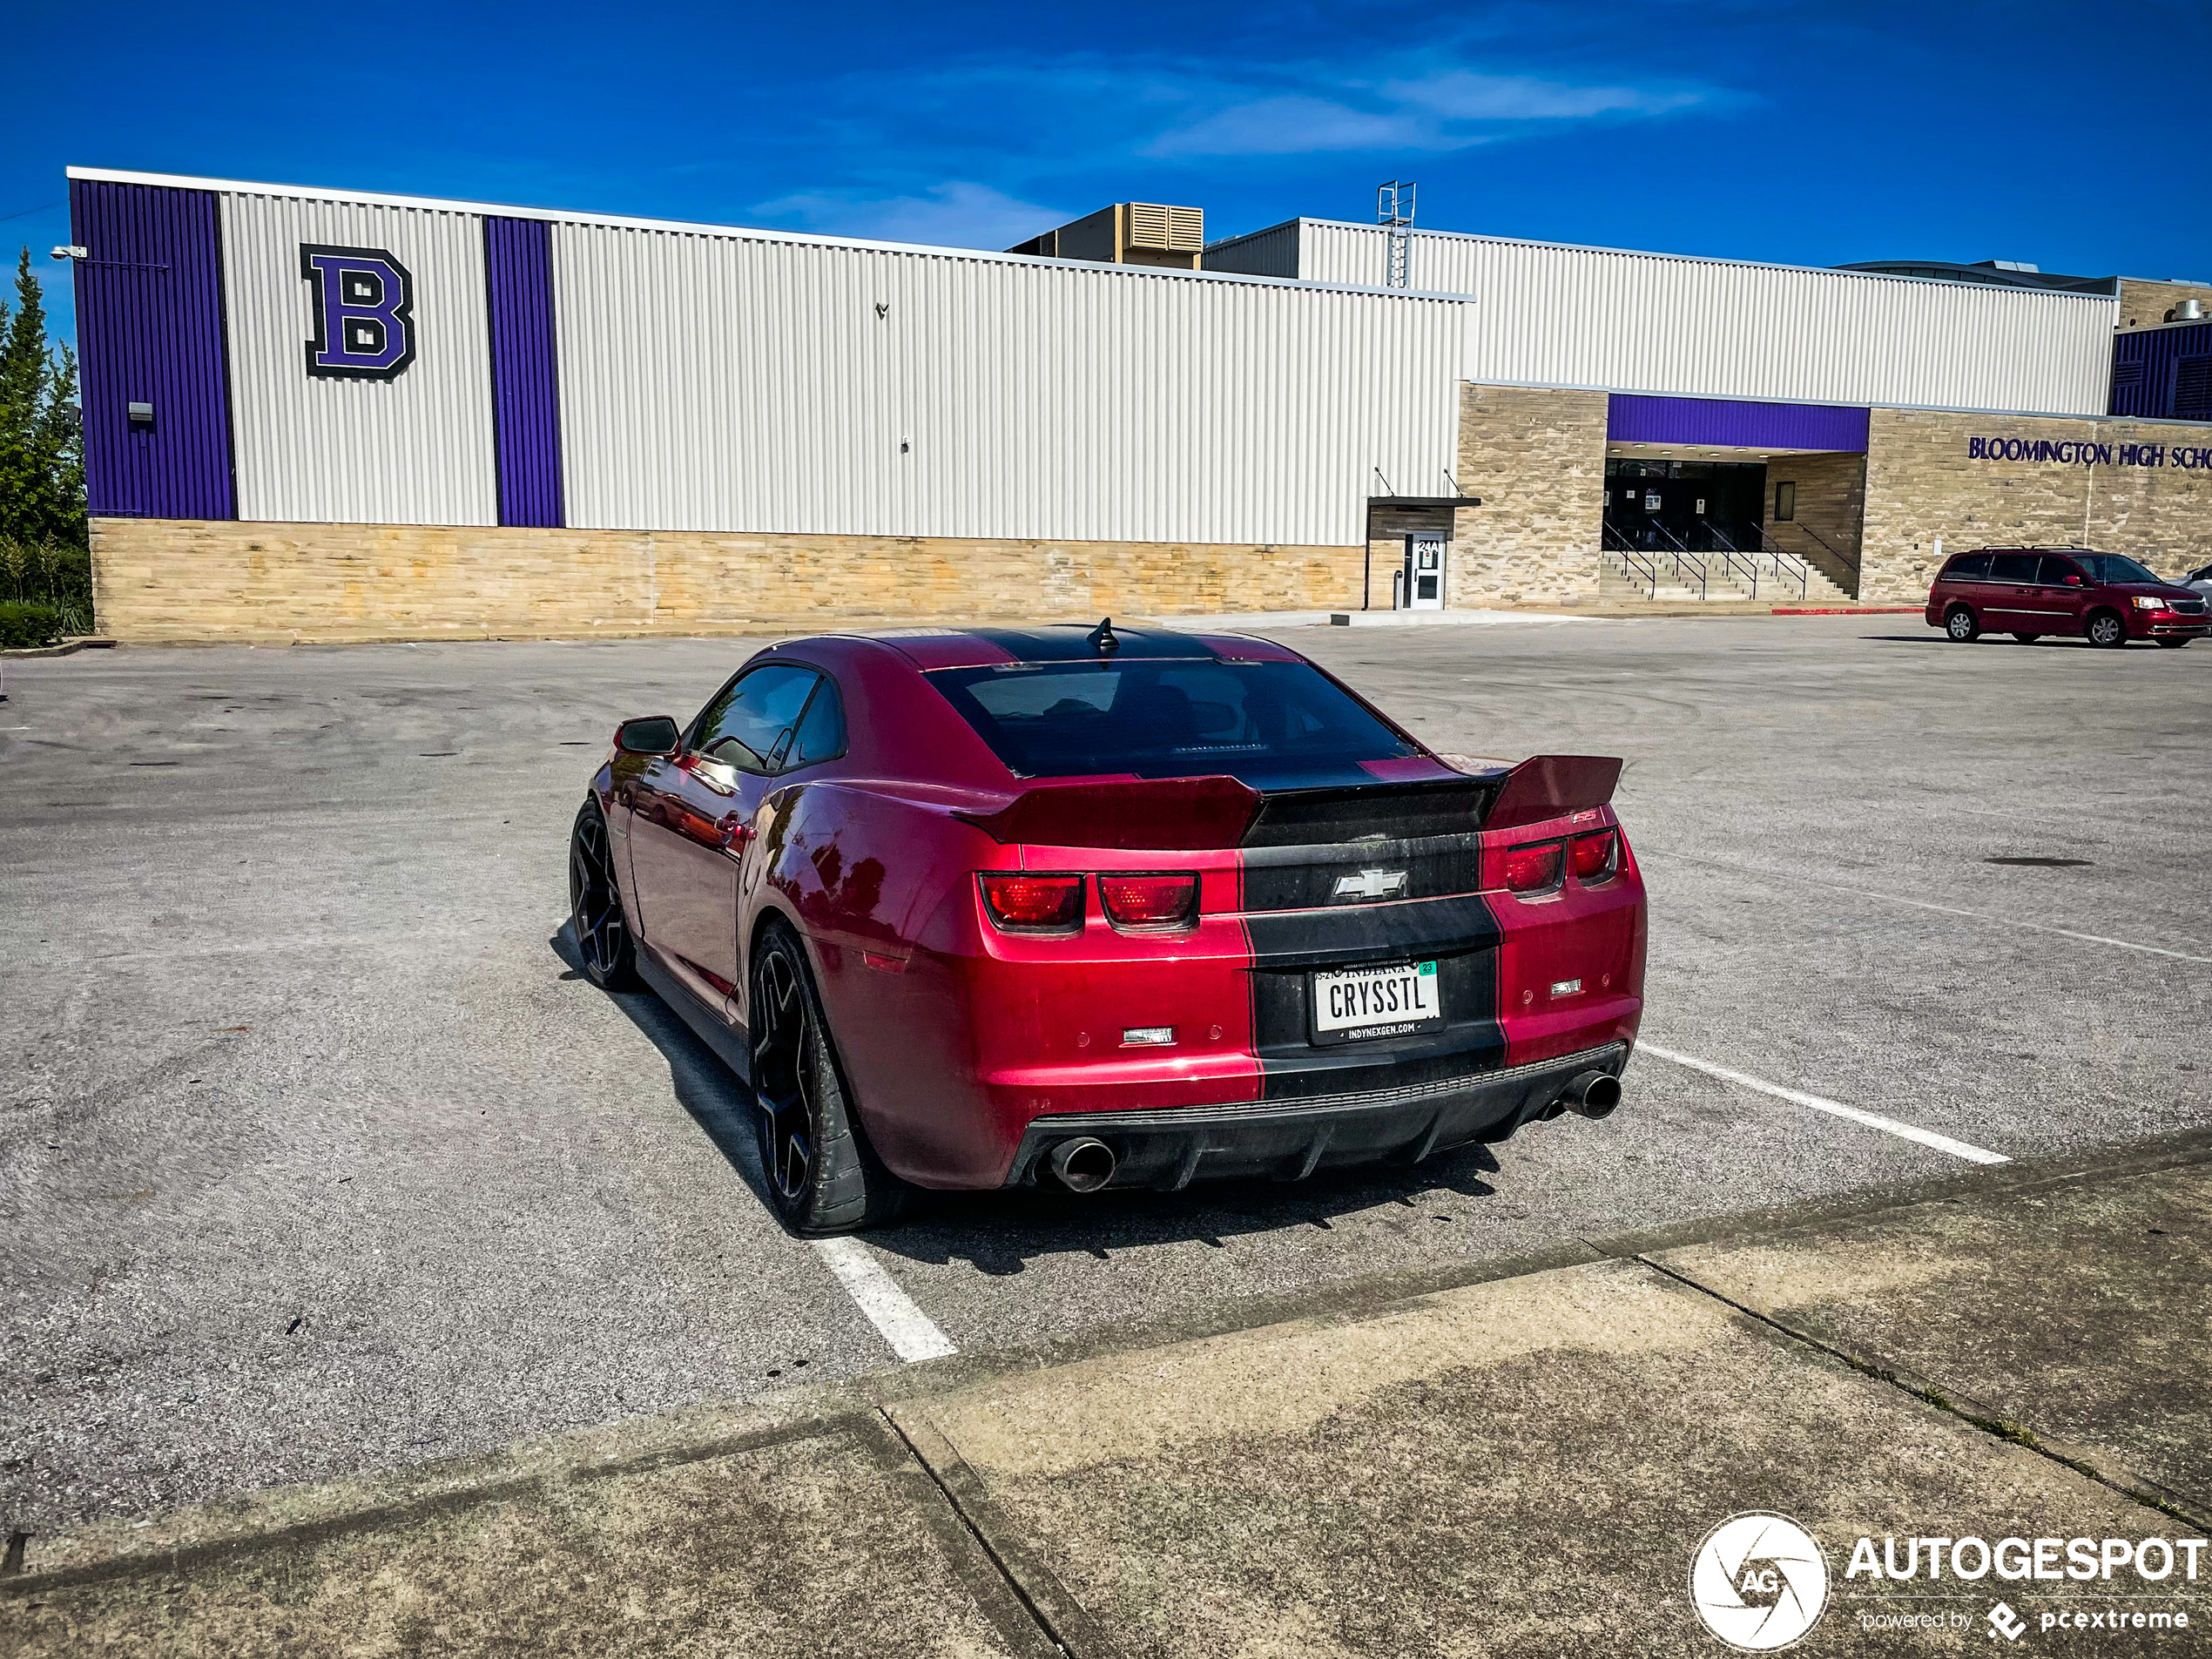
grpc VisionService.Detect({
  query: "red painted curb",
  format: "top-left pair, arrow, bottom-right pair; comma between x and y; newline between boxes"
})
1770,606 -> 1922,616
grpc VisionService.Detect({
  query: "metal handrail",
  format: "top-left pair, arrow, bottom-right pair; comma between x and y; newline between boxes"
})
1743,527 -> 1811,597
1602,523 -> 1659,597
1651,528 -> 1709,599
1698,519 -> 1763,599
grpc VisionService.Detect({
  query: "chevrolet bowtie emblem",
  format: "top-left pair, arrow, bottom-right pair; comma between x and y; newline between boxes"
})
1332,868 -> 1408,902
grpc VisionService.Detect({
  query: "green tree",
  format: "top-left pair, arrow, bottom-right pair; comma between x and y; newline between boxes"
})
0,246 -> 87,550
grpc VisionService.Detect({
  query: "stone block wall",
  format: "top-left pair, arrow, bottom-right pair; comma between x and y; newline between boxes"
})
2118,278 -> 2212,332
1450,385 -> 1608,606
88,519 -> 1365,644
1764,452 -> 1867,596
1858,409 -> 2212,602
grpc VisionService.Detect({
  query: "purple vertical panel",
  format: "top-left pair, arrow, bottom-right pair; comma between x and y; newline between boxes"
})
1606,395 -> 1870,453
70,180 -> 235,519
2110,321 -> 2209,419
483,217 -> 564,528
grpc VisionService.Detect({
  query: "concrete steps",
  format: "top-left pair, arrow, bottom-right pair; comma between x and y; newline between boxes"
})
1601,548 -> 1857,605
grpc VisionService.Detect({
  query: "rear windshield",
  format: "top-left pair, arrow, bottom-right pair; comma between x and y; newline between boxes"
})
926,658 -> 1421,785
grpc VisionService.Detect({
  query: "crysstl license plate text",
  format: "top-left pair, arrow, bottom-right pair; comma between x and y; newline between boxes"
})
1313,961 -> 1440,1040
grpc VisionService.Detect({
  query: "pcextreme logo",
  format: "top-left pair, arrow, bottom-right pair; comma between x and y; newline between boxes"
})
1690,1512 -> 1830,1651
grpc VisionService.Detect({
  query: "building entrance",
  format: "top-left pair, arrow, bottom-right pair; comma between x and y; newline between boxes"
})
1603,458 -> 1766,556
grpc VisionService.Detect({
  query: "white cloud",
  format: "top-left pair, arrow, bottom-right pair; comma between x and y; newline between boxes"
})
1384,71 -> 1704,121
1148,96 -> 1439,158
1141,60 -> 1711,159
752,181 -> 1069,252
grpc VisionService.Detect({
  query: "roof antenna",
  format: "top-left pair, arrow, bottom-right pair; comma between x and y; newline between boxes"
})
1086,616 -> 1120,655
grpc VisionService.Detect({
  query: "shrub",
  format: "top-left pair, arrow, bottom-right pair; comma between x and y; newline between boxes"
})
0,538 -> 91,635
0,601 -> 62,649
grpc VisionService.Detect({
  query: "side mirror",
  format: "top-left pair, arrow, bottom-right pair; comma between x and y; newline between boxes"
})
2064,574 -> 2083,587
614,715 -> 682,756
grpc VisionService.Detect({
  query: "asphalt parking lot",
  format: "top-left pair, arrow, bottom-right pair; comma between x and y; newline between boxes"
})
4,614 -> 2209,1538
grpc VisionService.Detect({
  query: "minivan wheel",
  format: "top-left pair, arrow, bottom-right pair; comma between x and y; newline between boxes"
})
2086,610 -> 2128,649
2010,632 -> 2040,644
1945,605 -> 1979,643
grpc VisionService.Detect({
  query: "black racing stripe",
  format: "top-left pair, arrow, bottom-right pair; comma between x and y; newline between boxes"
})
1243,779 -> 1496,848
961,624 -> 1217,662
1242,833 -> 1480,911
1244,891 -> 1507,1103
1243,894 -> 1501,971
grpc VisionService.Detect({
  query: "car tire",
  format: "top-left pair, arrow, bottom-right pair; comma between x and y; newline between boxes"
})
750,921 -> 910,1234
2155,637 -> 2192,650
2010,632 -> 2040,644
569,798 -> 639,990
2086,610 -> 2128,649
1945,605 -> 1979,643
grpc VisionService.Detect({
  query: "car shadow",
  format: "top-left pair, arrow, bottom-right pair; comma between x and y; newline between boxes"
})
551,926 -> 1514,1271
550,925 -> 779,1213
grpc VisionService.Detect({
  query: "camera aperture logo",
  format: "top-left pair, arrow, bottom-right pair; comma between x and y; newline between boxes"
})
1691,1512 -> 1831,1651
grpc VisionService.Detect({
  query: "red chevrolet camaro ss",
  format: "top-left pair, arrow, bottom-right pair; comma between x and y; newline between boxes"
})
569,621 -> 1646,1233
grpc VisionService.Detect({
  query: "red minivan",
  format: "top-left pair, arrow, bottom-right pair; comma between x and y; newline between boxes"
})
1925,548 -> 2209,649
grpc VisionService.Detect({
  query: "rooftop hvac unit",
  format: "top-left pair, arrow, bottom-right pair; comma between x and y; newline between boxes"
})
1127,203 -> 1204,253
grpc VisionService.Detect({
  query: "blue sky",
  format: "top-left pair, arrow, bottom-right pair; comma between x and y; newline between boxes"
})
9,0 -> 2210,348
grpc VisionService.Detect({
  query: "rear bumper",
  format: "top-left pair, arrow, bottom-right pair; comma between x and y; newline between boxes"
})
1002,1041 -> 1629,1190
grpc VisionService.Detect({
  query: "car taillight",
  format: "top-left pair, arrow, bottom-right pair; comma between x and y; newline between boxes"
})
978,873 -> 1085,932
1501,841 -> 1563,894
1099,873 -> 1198,930
1571,828 -> 1618,881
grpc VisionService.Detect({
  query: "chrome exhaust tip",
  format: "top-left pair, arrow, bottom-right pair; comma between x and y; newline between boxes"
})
1562,1070 -> 1622,1120
1049,1136 -> 1117,1193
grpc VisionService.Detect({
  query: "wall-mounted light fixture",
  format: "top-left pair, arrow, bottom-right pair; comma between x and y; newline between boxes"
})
51,245 -> 88,262
128,401 -> 154,428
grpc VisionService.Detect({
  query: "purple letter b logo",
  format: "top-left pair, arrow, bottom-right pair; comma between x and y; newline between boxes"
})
301,245 -> 416,380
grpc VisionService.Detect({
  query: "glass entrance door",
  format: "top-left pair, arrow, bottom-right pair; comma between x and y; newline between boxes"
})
1405,534 -> 1446,610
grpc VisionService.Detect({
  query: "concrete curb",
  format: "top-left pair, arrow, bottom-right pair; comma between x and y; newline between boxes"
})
0,637 -> 115,659
7,1123 -> 2208,1595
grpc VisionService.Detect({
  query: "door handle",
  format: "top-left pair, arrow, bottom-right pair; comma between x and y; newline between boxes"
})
719,816 -> 755,851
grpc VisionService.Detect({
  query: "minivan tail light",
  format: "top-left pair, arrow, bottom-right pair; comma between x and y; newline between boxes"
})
1571,828 -> 1618,881
979,873 -> 1085,932
1501,841 -> 1564,894
1099,873 -> 1198,929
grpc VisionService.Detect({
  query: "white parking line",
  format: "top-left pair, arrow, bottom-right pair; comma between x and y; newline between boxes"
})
1638,1042 -> 2011,1166
812,1236 -> 957,1361
1663,851 -> 2212,967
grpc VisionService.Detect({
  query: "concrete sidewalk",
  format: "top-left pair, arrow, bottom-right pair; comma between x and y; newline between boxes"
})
6,1134 -> 2208,1657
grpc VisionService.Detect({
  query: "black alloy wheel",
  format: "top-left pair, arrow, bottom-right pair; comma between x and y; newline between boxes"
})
749,923 -> 907,1234
2011,632 -> 2040,644
2086,610 -> 2128,649
1946,605 -> 1979,643
569,799 -> 637,989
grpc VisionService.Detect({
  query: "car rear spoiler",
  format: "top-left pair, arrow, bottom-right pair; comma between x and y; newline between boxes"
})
955,755 -> 1622,850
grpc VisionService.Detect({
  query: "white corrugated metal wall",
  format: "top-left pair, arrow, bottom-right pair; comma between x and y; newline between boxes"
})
551,223 -> 1465,546
1285,220 -> 2115,416
221,191 -> 498,526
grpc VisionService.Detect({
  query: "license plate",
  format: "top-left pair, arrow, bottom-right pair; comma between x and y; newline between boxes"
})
1312,960 -> 1441,1042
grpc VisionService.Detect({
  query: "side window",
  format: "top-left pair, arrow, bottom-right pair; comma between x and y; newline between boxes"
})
690,664 -> 820,774
1945,552 -> 1991,581
1988,552 -> 2038,583
2036,556 -> 2083,584
790,675 -> 848,767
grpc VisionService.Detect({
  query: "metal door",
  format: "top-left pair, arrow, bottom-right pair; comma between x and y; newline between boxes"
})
1406,534 -> 1446,610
